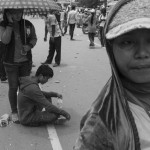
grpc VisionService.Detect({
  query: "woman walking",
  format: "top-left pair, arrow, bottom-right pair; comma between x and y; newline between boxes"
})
85,9 -> 97,47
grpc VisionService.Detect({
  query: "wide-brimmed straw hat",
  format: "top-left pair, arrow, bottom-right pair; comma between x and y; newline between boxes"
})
106,0 -> 150,40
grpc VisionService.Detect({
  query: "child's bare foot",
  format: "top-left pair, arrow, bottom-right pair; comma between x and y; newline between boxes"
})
11,113 -> 20,124
54,116 -> 67,125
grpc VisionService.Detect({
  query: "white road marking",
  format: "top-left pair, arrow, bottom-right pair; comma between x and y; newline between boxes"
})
47,124 -> 63,150
39,85 -> 62,150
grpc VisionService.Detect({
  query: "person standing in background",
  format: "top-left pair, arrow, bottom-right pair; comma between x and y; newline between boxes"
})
85,9 -> 97,46
0,13 -> 7,82
41,10 -> 62,67
63,8 -> 68,35
0,9 -> 37,123
98,7 -> 107,47
43,13 -> 49,42
67,5 -> 77,40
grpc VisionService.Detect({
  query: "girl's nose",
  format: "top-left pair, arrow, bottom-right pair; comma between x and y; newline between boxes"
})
134,41 -> 150,59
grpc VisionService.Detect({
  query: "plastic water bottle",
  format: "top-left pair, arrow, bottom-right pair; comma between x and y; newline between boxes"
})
0,114 -> 10,127
57,98 -> 63,109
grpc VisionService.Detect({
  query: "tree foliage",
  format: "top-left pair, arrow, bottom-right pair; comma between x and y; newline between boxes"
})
78,0 -> 100,8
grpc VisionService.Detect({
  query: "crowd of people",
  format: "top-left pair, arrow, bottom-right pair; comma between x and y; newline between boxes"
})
1,0 -> 150,149
0,3 -> 109,127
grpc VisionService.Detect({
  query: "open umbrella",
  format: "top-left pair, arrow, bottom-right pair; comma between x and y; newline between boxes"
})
0,0 -> 61,15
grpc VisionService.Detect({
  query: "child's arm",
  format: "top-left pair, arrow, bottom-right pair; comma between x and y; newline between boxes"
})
42,91 -> 62,99
26,85 -> 70,119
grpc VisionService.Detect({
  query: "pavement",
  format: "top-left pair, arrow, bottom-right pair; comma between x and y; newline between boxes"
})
0,16 -> 111,150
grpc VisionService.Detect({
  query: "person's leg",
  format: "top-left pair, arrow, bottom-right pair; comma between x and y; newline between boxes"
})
0,61 -> 7,81
44,24 -> 48,41
70,24 -> 74,40
19,61 -> 32,77
54,36 -> 61,66
64,22 -> 68,34
71,24 -> 75,39
100,27 -> 104,47
4,64 -> 19,114
91,33 -> 95,45
21,110 -> 59,127
44,37 -> 55,64
88,33 -> 93,46
69,24 -> 71,38
0,47 -> 7,81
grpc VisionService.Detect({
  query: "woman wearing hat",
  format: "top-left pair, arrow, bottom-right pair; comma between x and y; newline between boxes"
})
85,9 -> 97,46
74,0 -> 150,149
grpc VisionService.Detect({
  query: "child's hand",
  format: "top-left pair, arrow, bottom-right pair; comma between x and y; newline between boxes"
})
57,93 -> 63,99
60,110 -> 71,120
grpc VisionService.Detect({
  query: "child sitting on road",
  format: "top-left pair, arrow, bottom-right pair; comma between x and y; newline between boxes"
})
17,64 -> 71,126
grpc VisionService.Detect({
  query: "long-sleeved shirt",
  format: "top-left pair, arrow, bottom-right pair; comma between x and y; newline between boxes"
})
0,19 -> 37,63
18,76 -> 63,123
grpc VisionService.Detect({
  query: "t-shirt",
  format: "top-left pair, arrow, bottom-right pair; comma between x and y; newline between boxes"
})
47,14 -> 61,37
67,10 -> 77,24
128,101 -> 150,150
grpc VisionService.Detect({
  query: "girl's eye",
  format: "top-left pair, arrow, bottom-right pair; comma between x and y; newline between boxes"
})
121,40 -> 135,45
119,40 -> 136,49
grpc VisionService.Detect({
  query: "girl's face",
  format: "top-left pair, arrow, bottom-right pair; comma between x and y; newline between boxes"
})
9,9 -> 23,21
113,29 -> 150,83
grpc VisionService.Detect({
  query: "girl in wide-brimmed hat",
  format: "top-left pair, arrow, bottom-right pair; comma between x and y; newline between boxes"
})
74,0 -> 150,149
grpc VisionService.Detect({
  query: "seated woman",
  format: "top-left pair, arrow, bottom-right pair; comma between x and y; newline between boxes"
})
74,0 -> 150,149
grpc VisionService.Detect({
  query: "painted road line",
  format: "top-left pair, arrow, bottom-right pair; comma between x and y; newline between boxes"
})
47,124 -> 63,150
39,85 -> 62,150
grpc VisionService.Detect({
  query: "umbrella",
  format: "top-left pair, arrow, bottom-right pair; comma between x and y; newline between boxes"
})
0,0 -> 61,15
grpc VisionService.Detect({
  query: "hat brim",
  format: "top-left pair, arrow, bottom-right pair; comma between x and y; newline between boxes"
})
106,18 -> 150,40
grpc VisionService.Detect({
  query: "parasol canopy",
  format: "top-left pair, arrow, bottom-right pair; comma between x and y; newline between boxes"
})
0,0 -> 62,15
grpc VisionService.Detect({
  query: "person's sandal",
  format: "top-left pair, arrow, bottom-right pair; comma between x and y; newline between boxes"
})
11,113 -> 20,124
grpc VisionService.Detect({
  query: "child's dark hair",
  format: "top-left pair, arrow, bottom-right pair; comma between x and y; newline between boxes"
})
35,65 -> 54,78
72,5 -> 76,10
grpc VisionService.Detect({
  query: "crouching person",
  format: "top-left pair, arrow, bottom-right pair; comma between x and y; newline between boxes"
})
17,64 -> 71,126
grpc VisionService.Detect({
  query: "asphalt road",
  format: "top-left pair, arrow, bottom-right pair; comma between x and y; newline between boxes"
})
0,16 -> 111,150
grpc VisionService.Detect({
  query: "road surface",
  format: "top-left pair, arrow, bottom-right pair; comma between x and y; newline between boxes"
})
0,16 -> 111,150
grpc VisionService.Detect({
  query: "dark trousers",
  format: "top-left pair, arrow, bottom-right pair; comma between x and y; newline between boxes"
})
69,24 -> 75,39
64,25 -> 68,34
46,36 -> 61,65
23,110 -> 58,126
0,58 -> 6,78
4,61 -> 31,113
99,26 -> 104,46
88,33 -> 95,44
19,97 -> 59,127
0,43 -> 6,78
63,21 -> 68,34
44,24 -> 48,39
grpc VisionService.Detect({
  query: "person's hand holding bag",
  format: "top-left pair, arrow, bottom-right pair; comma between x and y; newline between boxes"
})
21,45 -> 31,55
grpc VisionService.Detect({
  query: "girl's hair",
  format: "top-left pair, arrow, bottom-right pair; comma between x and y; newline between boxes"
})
90,13 -> 95,25
101,8 -> 106,16
3,9 -> 23,24
35,65 -> 54,78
